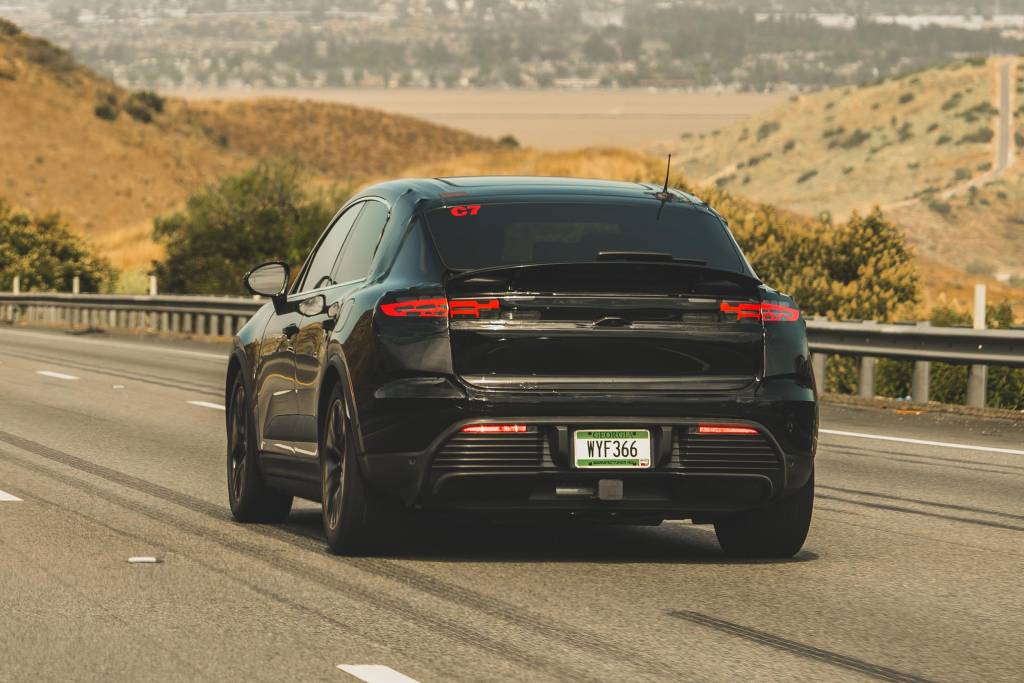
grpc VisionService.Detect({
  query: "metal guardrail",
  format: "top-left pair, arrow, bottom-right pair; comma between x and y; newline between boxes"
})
0,292 -> 263,337
1,293 -> 1022,407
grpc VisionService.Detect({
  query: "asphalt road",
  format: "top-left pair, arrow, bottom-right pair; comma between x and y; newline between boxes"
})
1,326 -> 1023,682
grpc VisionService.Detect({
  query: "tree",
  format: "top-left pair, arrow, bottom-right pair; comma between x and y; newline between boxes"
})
151,160 -> 345,295
0,200 -> 114,292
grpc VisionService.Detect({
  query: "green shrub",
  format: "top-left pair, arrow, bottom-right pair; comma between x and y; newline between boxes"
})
965,259 -> 994,276
936,134 -> 952,145
954,167 -> 971,181
940,92 -> 963,111
0,200 -> 115,292
94,103 -> 118,121
928,200 -> 952,214
958,127 -> 994,145
152,160 -> 348,295
757,121 -> 780,141
497,134 -> 520,148
926,123 -> 939,133
796,169 -> 818,183
782,139 -> 796,153
124,101 -> 152,123
0,17 -> 21,36
898,92 -> 915,104
131,90 -> 165,113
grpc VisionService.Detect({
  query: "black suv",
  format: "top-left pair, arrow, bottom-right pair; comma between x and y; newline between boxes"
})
226,177 -> 817,557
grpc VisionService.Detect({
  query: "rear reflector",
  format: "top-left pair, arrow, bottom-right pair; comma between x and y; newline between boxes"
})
720,301 -> 799,322
380,298 -> 499,318
696,424 -> 759,435
460,424 -> 528,434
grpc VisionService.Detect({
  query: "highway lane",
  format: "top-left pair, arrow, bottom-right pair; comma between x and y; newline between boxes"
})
1,326 -> 1023,682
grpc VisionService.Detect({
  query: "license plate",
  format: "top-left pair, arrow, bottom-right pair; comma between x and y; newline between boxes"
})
573,429 -> 651,469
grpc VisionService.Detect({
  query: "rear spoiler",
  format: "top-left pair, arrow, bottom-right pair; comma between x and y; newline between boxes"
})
444,261 -> 763,297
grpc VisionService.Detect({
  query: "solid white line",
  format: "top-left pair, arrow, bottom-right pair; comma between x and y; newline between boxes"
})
187,400 -> 225,411
0,328 -> 225,361
36,370 -> 79,381
337,665 -> 420,683
820,428 -> 1024,456
0,490 -> 23,502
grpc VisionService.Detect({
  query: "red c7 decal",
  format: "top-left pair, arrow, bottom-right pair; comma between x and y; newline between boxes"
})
720,301 -> 800,322
450,204 -> 481,217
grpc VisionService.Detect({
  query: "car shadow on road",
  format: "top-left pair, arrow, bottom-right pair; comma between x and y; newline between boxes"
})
278,508 -> 819,565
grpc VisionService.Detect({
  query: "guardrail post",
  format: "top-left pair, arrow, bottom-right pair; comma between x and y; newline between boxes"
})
72,276 -> 80,295
149,275 -> 158,297
858,356 -> 877,398
12,275 -> 19,295
912,360 -> 930,403
967,284 -> 987,407
195,313 -> 206,336
811,353 -> 827,392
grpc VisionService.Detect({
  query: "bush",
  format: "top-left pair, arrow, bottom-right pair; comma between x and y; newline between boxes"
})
940,92 -> 963,111
782,139 -> 796,153
151,160 -> 347,295
131,90 -> 165,113
497,134 -> 520,149
796,169 -> 818,184
958,127 -> 994,145
898,92 -> 915,104
833,128 -> 871,149
928,200 -> 952,214
965,259 -> 994,276
756,121 -> 780,141
93,103 -> 118,121
0,200 -> 115,292
124,101 -> 152,123
936,134 -> 952,145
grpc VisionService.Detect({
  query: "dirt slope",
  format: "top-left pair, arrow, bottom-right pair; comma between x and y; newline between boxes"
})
0,21 -> 496,269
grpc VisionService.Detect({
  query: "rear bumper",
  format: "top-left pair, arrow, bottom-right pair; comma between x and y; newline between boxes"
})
360,409 -> 815,516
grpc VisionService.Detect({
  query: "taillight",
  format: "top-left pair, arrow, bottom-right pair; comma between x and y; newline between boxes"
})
380,298 -> 448,317
460,424 -> 528,433
720,301 -> 799,322
379,298 -> 500,319
696,424 -> 759,435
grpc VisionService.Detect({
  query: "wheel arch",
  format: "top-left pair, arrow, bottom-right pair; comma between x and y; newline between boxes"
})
321,351 -> 365,453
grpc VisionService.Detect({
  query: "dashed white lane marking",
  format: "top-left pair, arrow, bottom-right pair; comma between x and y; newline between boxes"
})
337,665 -> 420,683
0,490 -> 23,502
820,428 -> 1024,456
187,400 -> 225,411
0,327 -> 225,361
36,370 -> 80,381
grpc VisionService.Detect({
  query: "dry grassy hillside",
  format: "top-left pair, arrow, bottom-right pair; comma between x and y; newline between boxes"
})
0,21 -> 496,270
665,57 -> 1023,313
680,60 -> 996,213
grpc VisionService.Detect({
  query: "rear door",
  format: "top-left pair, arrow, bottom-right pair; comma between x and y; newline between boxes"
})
294,199 -> 391,424
426,200 -> 766,391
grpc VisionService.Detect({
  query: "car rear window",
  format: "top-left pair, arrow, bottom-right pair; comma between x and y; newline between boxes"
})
425,201 -> 746,273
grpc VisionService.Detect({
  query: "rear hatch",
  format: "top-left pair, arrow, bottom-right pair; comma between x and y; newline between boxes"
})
426,199 -> 765,391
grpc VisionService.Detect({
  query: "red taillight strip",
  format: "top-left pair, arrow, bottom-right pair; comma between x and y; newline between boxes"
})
460,424 -> 528,434
720,301 -> 800,322
379,298 -> 500,318
449,298 -> 499,318
697,424 -> 759,435
379,298 -> 448,317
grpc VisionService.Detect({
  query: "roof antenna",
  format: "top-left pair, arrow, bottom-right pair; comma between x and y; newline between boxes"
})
655,153 -> 673,219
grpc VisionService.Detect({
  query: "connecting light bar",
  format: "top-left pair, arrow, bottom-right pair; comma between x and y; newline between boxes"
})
720,301 -> 800,322
460,424 -> 529,434
697,424 -> 759,435
380,298 -> 500,319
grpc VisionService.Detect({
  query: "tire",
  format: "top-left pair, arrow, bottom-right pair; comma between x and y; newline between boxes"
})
714,470 -> 814,558
226,374 -> 293,523
320,383 -> 407,556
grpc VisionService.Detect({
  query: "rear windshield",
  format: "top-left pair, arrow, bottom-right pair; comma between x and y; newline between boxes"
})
425,201 -> 746,273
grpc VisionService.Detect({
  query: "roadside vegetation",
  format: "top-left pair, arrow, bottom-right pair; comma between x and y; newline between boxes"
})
0,199 -> 115,293
151,161 -> 347,295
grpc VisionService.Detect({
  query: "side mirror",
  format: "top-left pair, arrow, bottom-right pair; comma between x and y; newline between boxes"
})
244,261 -> 289,298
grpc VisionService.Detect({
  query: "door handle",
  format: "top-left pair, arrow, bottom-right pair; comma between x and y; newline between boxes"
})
283,323 -> 300,338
